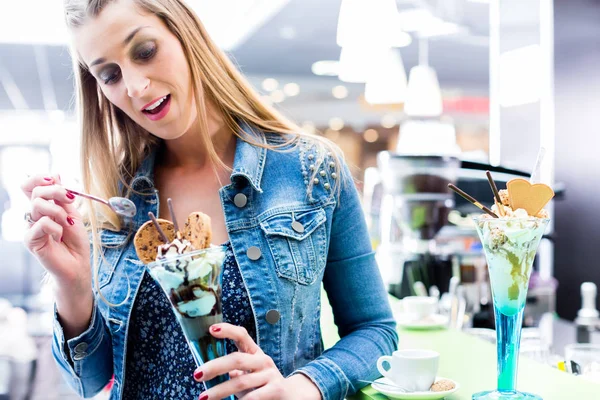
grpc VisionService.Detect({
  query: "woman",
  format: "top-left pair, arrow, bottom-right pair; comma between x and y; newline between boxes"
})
21,0 -> 397,399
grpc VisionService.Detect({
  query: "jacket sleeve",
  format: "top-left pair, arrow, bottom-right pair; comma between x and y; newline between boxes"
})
292,159 -> 398,400
51,296 -> 114,398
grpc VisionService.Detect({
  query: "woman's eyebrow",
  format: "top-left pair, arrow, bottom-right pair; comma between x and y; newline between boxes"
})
89,26 -> 150,68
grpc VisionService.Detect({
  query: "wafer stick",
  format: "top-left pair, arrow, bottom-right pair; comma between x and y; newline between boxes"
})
167,198 -> 180,234
148,212 -> 169,243
486,171 -> 505,217
448,184 -> 499,218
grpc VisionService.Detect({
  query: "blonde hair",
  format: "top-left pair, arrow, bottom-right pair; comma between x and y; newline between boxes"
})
64,0 -> 343,304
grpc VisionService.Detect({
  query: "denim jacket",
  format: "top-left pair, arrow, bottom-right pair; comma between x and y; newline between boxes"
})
51,125 -> 398,400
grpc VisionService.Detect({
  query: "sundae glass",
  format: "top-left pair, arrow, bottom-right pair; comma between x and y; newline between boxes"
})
449,168 -> 554,400
134,201 -> 234,399
473,214 -> 548,399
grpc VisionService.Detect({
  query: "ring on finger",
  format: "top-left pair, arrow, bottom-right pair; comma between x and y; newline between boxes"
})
24,212 -> 35,226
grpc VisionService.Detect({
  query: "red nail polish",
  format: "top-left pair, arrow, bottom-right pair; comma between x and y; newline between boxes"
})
66,192 -> 75,200
199,394 -> 208,400
211,326 -> 221,333
60,237 -> 63,243
67,216 -> 75,226
193,370 -> 203,380
44,177 -> 53,182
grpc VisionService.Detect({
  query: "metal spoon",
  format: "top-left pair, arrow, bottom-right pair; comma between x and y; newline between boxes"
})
66,188 -> 137,218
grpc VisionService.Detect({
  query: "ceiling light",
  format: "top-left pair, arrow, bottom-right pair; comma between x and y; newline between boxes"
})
336,0 -> 398,48
392,31 -> 413,48
404,65 -> 443,117
381,114 -> 397,129
364,129 -> 379,143
365,48 -> 407,105
270,90 -> 285,103
338,46 -> 387,83
396,9 -> 462,38
311,61 -> 340,77
262,78 -> 279,92
283,83 -> 300,97
329,117 -> 345,131
332,85 -> 349,99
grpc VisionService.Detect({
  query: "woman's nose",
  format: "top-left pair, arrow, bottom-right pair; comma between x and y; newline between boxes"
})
124,71 -> 150,98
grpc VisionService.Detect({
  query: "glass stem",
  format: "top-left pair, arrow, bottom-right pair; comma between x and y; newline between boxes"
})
494,306 -> 525,392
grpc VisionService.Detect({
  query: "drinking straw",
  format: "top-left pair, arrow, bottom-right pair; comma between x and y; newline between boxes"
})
529,147 -> 546,184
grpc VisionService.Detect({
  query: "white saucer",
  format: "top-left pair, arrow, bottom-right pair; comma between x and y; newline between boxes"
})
372,376 -> 459,399
395,313 -> 449,330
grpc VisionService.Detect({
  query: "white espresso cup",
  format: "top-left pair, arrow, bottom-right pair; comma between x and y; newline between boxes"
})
402,296 -> 438,320
377,349 -> 439,392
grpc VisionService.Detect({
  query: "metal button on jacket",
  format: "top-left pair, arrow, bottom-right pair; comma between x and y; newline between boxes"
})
291,221 -> 304,234
266,309 -> 280,324
234,193 -> 248,208
72,352 -> 87,361
247,246 -> 262,260
74,342 -> 88,353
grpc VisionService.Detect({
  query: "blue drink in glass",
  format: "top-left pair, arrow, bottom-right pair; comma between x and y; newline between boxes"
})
472,216 -> 549,400
146,245 -> 234,400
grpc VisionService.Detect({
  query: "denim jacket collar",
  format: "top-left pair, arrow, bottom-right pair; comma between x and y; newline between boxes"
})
129,121 -> 267,193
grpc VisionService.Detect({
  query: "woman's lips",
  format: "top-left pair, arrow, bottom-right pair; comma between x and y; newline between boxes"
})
142,94 -> 171,121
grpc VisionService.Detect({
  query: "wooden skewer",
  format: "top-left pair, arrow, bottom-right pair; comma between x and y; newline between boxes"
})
148,212 -> 169,243
485,171 -> 505,217
448,184 -> 499,218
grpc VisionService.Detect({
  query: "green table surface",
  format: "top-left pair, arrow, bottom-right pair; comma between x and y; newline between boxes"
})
320,293 -> 599,400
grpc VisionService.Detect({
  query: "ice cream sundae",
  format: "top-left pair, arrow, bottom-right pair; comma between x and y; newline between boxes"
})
449,170 -> 554,400
133,200 -> 231,394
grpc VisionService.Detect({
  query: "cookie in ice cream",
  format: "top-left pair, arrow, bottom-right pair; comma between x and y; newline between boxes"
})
134,218 -> 176,263
184,212 -> 212,250
506,178 -> 554,217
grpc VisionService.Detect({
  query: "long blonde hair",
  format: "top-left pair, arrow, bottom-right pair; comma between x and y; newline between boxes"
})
64,0 -> 343,302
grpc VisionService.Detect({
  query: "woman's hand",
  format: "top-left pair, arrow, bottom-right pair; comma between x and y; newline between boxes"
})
21,174 -> 90,286
194,323 -> 321,400
21,174 -> 93,338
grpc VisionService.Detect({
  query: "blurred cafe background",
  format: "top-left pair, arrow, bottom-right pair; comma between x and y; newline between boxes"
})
1,0 -> 600,398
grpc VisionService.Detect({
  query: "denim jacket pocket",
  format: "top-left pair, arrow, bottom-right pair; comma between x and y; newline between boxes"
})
96,230 -> 130,289
260,207 -> 327,285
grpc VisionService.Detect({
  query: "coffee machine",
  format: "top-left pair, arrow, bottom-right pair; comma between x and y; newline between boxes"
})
375,152 -> 461,298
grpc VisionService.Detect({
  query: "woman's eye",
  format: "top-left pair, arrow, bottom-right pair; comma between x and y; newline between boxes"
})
137,44 -> 156,60
101,69 -> 121,85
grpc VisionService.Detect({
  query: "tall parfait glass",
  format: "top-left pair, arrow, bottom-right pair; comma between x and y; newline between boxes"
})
472,216 -> 549,400
146,246 -> 235,400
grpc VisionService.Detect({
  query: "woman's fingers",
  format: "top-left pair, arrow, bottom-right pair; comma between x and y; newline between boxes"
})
30,184 -> 76,205
24,216 -> 63,248
210,324 -> 261,354
195,352 -> 271,383
198,370 -> 272,400
20,174 -> 56,199
30,197 -> 72,227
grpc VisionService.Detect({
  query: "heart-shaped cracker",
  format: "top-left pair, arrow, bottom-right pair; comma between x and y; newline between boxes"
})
184,212 -> 212,250
506,178 -> 554,217
134,218 -> 176,263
